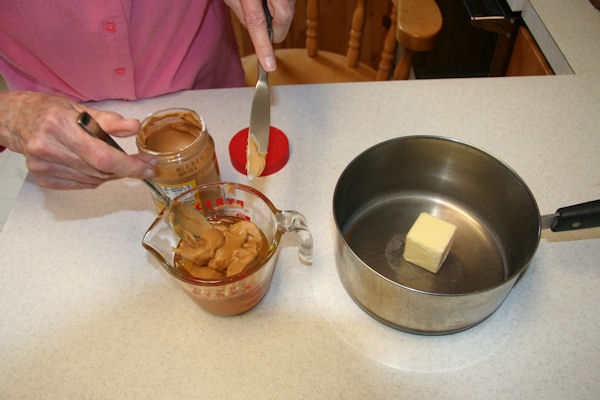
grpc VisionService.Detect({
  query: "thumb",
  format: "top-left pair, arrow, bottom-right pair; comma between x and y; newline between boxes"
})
86,108 -> 141,138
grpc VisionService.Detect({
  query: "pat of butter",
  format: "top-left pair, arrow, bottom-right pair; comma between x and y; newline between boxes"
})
403,212 -> 457,273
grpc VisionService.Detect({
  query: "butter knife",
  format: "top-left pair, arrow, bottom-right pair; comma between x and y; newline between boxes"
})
246,0 -> 273,180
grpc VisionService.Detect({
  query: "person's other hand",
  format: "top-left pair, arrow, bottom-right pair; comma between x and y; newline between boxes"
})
225,0 -> 295,72
0,91 -> 156,190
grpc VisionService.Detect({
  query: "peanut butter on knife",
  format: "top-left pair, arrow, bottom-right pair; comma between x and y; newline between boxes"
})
246,134 -> 267,179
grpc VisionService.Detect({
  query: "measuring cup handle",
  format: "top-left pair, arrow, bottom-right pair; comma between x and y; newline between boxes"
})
277,210 -> 313,264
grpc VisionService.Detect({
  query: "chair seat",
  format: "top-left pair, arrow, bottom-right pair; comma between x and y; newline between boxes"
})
241,48 -> 378,86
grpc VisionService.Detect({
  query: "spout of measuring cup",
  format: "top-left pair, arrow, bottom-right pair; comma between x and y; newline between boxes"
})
277,210 -> 313,264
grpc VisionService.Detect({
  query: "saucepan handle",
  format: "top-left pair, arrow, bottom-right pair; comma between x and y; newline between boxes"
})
543,200 -> 600,232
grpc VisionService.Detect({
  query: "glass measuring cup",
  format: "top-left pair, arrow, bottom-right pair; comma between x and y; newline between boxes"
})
142,182 -> 313,315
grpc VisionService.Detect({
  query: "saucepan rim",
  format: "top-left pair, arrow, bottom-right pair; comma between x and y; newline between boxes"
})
332,135 -> 542,297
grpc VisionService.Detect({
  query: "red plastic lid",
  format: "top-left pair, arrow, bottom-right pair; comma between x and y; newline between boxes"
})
229,126 -> 289,177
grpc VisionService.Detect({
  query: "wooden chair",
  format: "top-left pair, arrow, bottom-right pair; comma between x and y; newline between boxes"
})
239,0 -> 443,86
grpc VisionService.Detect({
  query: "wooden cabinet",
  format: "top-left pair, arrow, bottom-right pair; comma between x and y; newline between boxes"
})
506,26 -> 553,76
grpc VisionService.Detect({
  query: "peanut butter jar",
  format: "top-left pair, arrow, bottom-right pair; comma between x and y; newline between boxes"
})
136,108 -> 220,209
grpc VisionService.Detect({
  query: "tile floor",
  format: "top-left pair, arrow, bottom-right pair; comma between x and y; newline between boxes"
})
1,75 -> 28,231
0,150 -> 27,230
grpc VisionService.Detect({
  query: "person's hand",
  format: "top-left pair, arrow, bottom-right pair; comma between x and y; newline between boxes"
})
0,91 -> 156,190
224,0 -> 295,72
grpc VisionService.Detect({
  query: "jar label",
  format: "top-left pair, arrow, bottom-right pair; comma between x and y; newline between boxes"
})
157,180 -> 196,201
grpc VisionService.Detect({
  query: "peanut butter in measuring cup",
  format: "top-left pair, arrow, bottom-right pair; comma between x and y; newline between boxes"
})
136,108 -> 220,211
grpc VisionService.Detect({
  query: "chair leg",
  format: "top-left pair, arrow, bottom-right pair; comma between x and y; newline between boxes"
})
376,3 -> 398,80
392,48 -> 414,80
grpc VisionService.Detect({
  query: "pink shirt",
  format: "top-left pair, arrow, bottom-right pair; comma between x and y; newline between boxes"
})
0,0 -> 245,102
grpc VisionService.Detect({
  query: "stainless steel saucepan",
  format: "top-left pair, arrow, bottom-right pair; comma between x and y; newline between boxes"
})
333,136 -> 600,335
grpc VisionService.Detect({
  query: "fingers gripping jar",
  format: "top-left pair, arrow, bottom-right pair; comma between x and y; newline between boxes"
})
136,108 -> 220,209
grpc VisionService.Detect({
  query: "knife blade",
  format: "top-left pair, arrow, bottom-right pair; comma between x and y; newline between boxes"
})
246,0 -> 273,180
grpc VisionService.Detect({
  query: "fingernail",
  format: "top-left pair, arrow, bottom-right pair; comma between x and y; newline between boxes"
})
264,56 -> 276,72
142,168 -> 155,179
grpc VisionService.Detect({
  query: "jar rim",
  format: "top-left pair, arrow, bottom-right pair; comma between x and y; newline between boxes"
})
136,108 -> 207,157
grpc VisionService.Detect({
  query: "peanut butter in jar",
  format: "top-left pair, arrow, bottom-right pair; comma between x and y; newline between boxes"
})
136,108 -> 220,210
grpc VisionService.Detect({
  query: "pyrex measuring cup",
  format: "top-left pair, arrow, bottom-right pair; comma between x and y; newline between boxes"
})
142,182 -> 313,315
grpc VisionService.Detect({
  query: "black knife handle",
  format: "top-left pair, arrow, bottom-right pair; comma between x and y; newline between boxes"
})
77,111 -> 126,153
551,200 -> 600,232
263,0 -> 272,41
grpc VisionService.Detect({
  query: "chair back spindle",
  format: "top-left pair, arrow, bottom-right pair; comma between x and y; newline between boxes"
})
306,0 -> 319,57
346,0 -> 366,68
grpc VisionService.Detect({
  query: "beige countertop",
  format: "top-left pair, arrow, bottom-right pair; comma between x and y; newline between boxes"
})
1,1 -> 599,398
522,0 -> 600,75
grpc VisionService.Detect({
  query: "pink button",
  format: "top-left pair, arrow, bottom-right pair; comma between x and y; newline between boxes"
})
114,68 -> 126,75
104,22 -> 116,33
